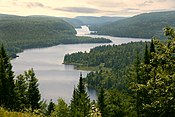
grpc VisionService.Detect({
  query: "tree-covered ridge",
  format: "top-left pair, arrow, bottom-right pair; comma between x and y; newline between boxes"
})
64,41 -> 147,69
60,17 -> 84,28
75,16 -> 126,26
0,14 -> 111,57
90,11 -> 175,39
63,27 -> 175,116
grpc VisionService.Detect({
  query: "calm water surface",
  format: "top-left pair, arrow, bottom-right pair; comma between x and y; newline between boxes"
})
11,26 -> 149,103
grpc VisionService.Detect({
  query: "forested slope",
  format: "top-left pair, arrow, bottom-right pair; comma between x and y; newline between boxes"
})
90,11 -> 175,39
63,27 -> 175,116
75,16 -> 126,26
61,17 -> 84,28
0,14 -> 111,57
64,41 -> 146,69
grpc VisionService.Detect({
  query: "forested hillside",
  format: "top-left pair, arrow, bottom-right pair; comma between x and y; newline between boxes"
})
64,41 -> 147,69
64,40 -> 147,91
75,16 -> 126,26
63,27 -> 175,116
1,26 -> 175,116
61,17 -> 84,28
90,11 -> 175,39
0,14 -> 111,57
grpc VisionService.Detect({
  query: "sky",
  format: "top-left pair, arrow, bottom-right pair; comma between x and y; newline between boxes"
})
0,0 -> 175,17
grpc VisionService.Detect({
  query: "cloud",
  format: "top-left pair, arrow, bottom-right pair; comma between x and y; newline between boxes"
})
86,1 -> 126,8
25,2 -> 44,8
53,7 -> 101,13
139,0 -> 154,6
9,1 -> 50,9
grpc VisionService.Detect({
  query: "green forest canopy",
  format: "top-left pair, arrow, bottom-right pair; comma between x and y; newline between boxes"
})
90,11 -> 175,39
0,14 -> 111,57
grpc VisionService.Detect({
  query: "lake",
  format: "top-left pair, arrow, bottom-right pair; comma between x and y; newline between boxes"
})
11,26 -> 149,103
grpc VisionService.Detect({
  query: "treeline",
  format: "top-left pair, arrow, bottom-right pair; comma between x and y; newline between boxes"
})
0,14 -> 111,58
64,41 -> 147,69
90,11 -> 175,39
64,27 -> 175,116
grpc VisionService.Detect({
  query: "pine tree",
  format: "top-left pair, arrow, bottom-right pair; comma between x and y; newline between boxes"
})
150,39 -> 155,53
14,74 -> 28,111
98,88 -> 105,117
26,68 -> 41,112
135,51 -> 141,117
144,43 -> 150,64
0,45 -> 15,109
52,98 -> 69,117
0,56 -> 6,107
134,27 -> 175,116
70,73 -> 90,117
47,99 -> 55,115
70,87 -> 78,116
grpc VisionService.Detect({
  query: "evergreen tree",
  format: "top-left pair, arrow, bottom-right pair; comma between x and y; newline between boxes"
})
144,43 -> 150,64
78,72 -> 85,94
98,88 -> 105,117
150,38 -> 155,53
0,56 -> 6,107
70,73 -> 91,117
26,68 -> 41,112
135,51 -> 141,117
134,27 -> 175,116
52,98 -> 69,117
70,87 -> 78,116
47,99 -> 55,116
0,45 -> 15,109
14,74 -> 28,111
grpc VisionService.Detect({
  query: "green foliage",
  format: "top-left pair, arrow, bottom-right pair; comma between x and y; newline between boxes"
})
26,69 -> 41,112
47,99 -> 55,116
65,26 -> 175,116
132,27 -> 175,116
0,45 -> 15,109
103,89 -> 135,117
0,14 -> 111,57
75,16 -> 125,26
64,41 -> 146,69
15,74 -> 28,111
61,17 -> 83,28
90,11 -> 175,39
0,107 -> 41,117
14,69 -> 41,112
70,73 -> 91,117
144,43 -> 150,64
97,88 -> 105,117
51,98 -> 69,117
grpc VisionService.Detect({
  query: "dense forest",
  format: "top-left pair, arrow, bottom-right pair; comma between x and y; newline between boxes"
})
0,14 -> 111,57
74,16 -> 126,26
1,26 -> 175,116
90,11 -> 175,39
63,27 -> 175,116
60,17 -> 84,28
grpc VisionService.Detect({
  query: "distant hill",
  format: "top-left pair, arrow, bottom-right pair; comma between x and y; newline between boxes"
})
61,17 -> 84,28
75,16 -> 126,26
90,11 -> 175,39
0,14 -> 111,57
